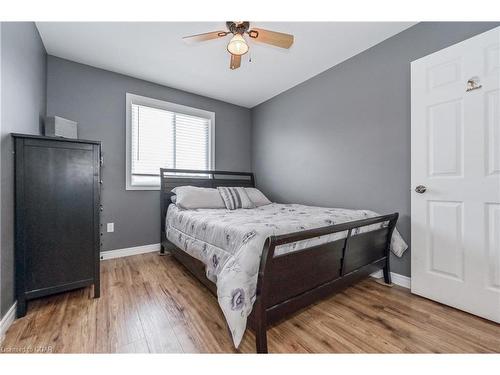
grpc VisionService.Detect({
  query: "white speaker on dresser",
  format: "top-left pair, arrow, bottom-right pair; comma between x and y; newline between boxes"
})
44,116 -> 78,139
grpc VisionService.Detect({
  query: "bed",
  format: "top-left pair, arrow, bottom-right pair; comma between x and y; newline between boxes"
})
160,168 -> 407,353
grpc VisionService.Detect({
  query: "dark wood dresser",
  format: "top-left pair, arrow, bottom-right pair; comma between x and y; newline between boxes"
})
13,134 -> 101,317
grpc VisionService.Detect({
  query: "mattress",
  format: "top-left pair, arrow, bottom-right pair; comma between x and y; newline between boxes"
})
166,202 -> 407,348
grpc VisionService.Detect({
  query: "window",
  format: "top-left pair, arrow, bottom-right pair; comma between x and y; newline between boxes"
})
126,93 -> 215,190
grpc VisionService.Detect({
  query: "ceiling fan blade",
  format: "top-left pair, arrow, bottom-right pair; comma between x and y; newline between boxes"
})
247,28 -> 294,49
183,31 -> 229,43
230,54 -> 241,70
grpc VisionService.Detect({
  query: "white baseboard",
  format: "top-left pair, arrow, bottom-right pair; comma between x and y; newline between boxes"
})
100,243 -> 161,260
370,270 -> 411,289
0,302 -> 17,344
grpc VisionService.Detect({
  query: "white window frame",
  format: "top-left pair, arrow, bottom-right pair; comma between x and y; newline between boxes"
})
125,93 -> 215,190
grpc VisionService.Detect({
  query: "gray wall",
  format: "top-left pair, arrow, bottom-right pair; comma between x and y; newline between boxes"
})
46,56 -> 252,252
1,22 -> 47,317
251,22 -> 500,277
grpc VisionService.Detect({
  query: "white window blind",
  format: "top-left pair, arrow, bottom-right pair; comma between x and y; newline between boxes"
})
131,104 -> 174,176
174,112 -> 210,170
126,94 -> 214,189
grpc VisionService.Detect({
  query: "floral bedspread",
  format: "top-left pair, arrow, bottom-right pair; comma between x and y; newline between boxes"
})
165,203 -> 408,348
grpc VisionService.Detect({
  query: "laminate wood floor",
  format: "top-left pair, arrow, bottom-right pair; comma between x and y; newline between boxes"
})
2,253 -> 499,353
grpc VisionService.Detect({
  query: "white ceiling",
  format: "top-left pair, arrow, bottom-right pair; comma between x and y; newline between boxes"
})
36,22 -> 416,108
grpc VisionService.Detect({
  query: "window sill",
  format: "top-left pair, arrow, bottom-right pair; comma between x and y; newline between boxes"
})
125,184 -> 160,191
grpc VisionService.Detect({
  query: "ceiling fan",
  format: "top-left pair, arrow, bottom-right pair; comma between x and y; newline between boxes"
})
183,22 -> 294,70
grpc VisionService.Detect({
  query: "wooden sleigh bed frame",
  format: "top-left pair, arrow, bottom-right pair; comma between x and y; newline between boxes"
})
159,168 -> 398,353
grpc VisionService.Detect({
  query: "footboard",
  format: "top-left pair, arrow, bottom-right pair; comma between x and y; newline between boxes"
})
252,213 -> 399,353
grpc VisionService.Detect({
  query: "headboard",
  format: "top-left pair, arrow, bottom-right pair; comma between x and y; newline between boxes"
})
160,168 -> 255,250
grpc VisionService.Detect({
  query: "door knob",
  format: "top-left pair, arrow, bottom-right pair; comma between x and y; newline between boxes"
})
415,185 -> 427,194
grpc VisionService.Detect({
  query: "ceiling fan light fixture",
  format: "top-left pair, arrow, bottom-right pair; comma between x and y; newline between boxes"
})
182,22 -> 293,69
227,33 -> 249,56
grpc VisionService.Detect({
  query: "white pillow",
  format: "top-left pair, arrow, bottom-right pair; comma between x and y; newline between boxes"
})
245,188 -> 272,207
171,186 -> 225,209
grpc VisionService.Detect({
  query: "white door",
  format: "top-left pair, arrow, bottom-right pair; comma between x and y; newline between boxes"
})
411,27 -> 500,323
